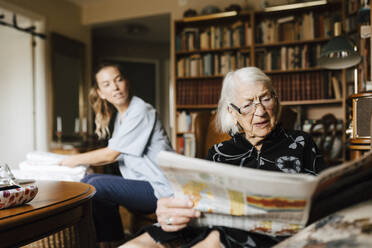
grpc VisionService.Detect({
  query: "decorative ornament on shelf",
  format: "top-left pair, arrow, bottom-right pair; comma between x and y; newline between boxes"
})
224,4 -> 242,13
183,9 -> 197,18
201,5 -> 221,15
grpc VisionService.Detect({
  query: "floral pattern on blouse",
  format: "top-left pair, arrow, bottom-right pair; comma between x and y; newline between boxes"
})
207,126 -> 326,175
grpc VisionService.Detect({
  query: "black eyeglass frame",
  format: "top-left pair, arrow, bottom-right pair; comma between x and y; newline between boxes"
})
229,94 -> 277,115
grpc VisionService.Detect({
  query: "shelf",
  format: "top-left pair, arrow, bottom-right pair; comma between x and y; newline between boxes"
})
176,75 -> 224,80
177,99 -> 342,109
176,47 -> 251,55
255,37 -> 330,48
263,0 -> 327,12
177,104 -> 217,110
281,99 -> 343,106
176,67 -> 327,78
256,0 -> 340,15
179,11 -> 240,23
264,67 -> 327,74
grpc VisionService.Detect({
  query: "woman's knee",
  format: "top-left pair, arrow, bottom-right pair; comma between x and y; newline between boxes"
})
81,173 -> 100,183
120,233 -> 160,248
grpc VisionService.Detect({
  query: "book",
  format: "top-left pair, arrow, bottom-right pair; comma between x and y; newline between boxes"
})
183,133 -> 196,157
332,76 -> 342,99
177,111 -> 189,132
190,54 -> 201,77
176,136 -> 184,154
244,22 -> 252,46
280,21 -> 295,42
158,150 -> 372,237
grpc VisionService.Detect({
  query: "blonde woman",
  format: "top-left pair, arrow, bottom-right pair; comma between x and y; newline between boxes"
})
60,63 -> 173,246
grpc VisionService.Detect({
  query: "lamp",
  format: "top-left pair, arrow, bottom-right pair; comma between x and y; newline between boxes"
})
318,22 -> 361,70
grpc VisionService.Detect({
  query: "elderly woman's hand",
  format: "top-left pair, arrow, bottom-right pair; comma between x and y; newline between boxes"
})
156,197 -> 201,232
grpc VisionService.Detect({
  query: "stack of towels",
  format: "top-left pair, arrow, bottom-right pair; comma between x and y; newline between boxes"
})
13,151 -> 88,182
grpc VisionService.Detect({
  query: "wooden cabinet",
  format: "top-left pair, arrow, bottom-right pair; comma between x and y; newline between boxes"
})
172,1 -> 347,158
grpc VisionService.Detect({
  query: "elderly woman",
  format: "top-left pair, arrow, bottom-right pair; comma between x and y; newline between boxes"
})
122,67 -> 326,248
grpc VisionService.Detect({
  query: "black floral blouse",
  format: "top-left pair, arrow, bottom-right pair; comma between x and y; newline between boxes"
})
207,125 -> 326,175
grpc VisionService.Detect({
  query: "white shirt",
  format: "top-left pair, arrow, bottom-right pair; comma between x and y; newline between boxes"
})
108,96 -> 173,198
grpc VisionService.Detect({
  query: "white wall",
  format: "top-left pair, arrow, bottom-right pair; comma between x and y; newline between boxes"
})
81,0 -> 261,25
0,9 -> 40,168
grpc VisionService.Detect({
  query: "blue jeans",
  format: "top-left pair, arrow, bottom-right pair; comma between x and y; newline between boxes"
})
81,173 -> 157,242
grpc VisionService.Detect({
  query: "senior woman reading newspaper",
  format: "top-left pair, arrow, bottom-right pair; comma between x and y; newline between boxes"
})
122,67 -> 327,248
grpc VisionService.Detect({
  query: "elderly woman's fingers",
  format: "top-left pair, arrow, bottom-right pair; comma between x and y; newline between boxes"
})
157,197 -> 193,209
156,209 -> 199,228
157,205 -> 199,218
156,197 -> 197,220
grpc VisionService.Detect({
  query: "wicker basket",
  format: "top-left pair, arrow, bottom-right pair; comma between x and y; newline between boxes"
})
22,226 -> 79,248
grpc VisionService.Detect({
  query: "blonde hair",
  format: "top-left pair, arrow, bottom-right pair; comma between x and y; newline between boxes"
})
88,85 -> 115,139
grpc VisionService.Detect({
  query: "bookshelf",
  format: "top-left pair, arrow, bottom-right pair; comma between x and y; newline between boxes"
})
173,1 -> 348,158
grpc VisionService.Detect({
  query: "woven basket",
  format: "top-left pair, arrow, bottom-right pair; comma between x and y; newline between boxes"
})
22,226 -> 79,248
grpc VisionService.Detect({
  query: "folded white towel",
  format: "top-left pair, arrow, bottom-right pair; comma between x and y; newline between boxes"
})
17,161 -> 88,182
26,151 -> 66,165
16,151 -> 89,182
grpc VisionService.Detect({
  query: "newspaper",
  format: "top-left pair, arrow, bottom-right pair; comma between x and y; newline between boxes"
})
158,150 -> 372,236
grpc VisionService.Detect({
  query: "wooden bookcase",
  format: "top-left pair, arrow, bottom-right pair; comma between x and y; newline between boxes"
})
172,1 -> 347,160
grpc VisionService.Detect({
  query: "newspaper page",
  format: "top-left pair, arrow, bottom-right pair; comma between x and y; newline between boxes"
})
314,150 -> 372,194
158,151 -> 318,236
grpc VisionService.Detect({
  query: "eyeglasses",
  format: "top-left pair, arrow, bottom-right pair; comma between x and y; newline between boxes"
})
230,94 -> 276,115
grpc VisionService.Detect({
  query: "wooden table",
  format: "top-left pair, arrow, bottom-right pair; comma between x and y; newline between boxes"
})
0,180 -> 96,248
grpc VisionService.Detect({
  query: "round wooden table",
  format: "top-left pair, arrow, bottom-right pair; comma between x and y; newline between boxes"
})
0,180 -> 96,248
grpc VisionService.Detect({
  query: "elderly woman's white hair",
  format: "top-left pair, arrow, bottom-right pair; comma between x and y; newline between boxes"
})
216,67 -> 279,135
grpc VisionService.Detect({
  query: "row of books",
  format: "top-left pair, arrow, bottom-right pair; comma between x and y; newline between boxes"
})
176,134 -> 196,157
177,52 -> 250,78
255,11 -> 335,44
255,44 -> 321,71
176,10 -> 338,51
271,72 -> 342,102
176,79 -> 221,105
176,72 -> 342,105
176,21 -> 253,51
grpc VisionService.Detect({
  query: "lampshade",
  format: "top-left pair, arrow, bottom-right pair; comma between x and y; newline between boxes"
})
318,23 -> 362,70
